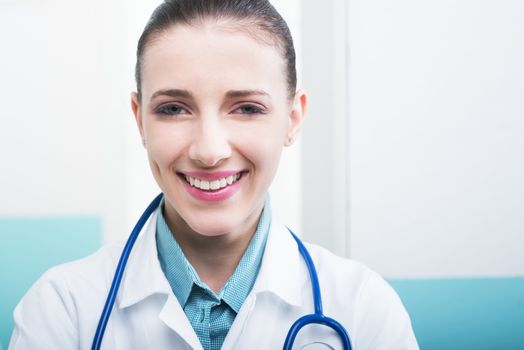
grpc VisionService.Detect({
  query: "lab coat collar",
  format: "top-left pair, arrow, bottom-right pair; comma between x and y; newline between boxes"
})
250,209 -> 305,308
117,207 -> 306,310
118,209 -> 172,309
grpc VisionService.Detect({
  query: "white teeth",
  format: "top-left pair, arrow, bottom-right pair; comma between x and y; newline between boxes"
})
210,180 -> 220,190
185,173 -> 242,191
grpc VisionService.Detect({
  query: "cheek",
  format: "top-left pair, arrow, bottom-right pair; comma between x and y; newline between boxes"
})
145,123 -> 188,169
237,114 -> 289,143
235,119 -> 287,170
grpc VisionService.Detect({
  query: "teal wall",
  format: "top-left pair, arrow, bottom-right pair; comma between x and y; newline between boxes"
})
390,278 -> 524,350
0,217 -> 102,349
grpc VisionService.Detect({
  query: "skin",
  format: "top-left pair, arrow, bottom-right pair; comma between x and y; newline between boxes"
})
131,20 -> 307,293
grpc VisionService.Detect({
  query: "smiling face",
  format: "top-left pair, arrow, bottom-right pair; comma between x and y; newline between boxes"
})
132,21 -> 306,239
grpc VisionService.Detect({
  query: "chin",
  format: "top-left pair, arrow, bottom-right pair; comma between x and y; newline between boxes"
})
187,220 -> 237,237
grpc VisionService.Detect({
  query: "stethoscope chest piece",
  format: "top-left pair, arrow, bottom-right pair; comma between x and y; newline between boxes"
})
299,342 -> 336,350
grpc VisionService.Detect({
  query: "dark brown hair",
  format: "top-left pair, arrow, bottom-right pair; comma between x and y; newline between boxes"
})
135,0 -> 296,101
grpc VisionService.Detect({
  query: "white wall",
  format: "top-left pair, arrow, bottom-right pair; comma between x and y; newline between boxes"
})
0,0 -> 126,241
301,0 -> 349,256
0,0 -> 302,243
347,0 -> 524,278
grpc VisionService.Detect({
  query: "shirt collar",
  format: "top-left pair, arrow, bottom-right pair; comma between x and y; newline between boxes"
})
156,202 -> 197,307
221,195 -> 270,312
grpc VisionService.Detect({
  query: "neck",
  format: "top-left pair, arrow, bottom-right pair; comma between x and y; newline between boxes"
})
163,202 -> 264,293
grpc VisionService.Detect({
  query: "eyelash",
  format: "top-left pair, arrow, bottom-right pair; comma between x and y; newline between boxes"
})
232,104 -> 265,115
153,103 -> 266,116
154,104 -> 188,116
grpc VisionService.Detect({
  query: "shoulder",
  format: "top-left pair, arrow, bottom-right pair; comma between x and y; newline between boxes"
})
303,242 -> 419,349
303,242 -> 398,306
9,242 -> 123,349
303,241 -> 403,309
303,242 -> 378,290
32,239 -> 130,308
22,240 -> 122,291
38,241 -> 124,295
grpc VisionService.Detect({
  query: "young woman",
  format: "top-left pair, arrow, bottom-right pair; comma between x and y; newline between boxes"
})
10,1 -> 418,349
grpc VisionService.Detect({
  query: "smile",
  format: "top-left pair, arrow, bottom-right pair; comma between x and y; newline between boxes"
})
184,173 -> 242,191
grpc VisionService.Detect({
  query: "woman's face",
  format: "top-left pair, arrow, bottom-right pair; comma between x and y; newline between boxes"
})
132,22 -> 306,237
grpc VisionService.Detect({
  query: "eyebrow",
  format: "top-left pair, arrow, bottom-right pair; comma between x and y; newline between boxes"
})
150,88 -> 270,102
225,89 -> 270,99
150,89 -> 193,101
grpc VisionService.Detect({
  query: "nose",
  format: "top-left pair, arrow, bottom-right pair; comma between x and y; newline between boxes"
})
188,117 -> 232,167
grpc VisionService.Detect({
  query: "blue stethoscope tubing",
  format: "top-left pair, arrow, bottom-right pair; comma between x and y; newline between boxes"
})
92,193 -> 163,350
284,230 -> 352,350
92,194 -> 352,350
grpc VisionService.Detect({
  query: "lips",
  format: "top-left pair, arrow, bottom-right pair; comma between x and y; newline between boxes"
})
178,170 -> 245,202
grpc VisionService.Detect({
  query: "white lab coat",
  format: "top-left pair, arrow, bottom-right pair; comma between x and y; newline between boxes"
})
9,209 -> 419,349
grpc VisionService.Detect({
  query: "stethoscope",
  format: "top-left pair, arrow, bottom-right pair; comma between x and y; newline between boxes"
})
92,193 -> 352,350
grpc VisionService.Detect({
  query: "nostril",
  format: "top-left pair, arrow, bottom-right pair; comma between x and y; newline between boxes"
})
187,135 -> 232,166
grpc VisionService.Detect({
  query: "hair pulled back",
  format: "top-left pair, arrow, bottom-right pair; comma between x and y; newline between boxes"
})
135,0 -> 296,101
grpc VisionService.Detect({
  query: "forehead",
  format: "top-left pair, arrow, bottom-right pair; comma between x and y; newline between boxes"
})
141,23 -> 288,100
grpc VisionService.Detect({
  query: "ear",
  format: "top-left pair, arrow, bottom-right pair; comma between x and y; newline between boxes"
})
285,89 -> 307,146
131,92 -> 146,147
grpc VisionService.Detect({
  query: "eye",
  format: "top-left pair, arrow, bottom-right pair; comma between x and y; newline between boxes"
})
233,104 -> 265,115
154,103 -> 189,116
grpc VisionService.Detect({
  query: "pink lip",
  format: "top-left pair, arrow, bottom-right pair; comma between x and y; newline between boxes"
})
179,171 -> 245,202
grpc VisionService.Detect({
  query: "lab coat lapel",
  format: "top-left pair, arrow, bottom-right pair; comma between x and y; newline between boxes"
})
158,294 -> 203,350
222,215 -> 307,349
118,209 -> 171,308
251,213 -> 305,306
117,208 -> 203,350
